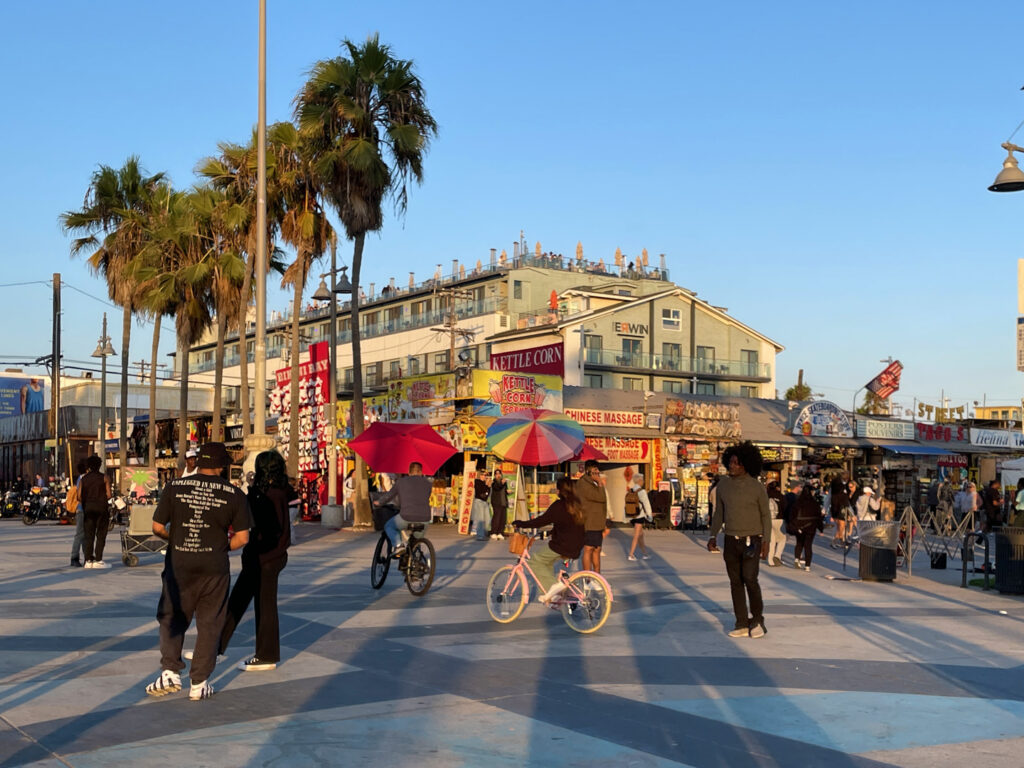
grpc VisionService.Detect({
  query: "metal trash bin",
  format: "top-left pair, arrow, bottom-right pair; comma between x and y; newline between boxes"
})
858,521 -> 899,582
994,527 -> 1024,594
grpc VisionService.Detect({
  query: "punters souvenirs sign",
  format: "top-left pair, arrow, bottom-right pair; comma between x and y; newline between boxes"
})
856,419 -> 915,440
791,401 -> 854,438
663,400 -> 741,438
490,342 -> 565,377
468,369 -> 562,417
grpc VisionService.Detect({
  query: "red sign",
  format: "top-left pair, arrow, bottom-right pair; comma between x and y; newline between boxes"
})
490,342 -> 564,377
916,423 -> 967,443
270,342 -> 331,472
865,360 -> 903,399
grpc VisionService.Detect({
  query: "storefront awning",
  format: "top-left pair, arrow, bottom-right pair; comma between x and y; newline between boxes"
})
879,444 -> 952,456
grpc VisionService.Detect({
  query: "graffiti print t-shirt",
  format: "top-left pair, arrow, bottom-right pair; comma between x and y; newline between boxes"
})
154,475 -> 251,576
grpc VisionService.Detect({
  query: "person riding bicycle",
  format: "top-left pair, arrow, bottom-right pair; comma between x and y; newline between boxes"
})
375,462 -> 433,556
512,477 -> 584,604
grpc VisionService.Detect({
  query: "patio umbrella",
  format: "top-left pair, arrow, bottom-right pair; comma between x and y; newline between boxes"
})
571,442 -> 608,462
348,422 -> 457,475
486,409 -> 584,467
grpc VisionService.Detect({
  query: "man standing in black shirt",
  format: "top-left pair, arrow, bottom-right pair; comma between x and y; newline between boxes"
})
145,442 -> 250,701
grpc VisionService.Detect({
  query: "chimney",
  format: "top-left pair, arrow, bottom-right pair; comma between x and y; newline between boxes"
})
409,272 -> 415,290
451,259 -> 458,279
369,282 -> 375,299
513,241 -> 520,260
659,253 -> 667,272
389,277 -> 396,290
490,248 -> 497,266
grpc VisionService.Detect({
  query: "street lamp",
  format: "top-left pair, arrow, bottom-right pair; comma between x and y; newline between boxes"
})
91,313 -> 116,450
989,142 -> 1024,192
312,235 -> 353,525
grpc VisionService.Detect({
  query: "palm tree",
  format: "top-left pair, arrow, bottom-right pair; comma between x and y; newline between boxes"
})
295,34 -> 437,524
60,157 -> 165,491
271,122 -> 332,477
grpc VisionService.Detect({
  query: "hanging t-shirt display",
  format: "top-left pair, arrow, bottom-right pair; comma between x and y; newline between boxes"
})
154,476 -> 251,576
269,341 -> 331,473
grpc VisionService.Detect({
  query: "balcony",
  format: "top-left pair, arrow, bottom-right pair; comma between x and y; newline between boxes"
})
583,349 -> 771,380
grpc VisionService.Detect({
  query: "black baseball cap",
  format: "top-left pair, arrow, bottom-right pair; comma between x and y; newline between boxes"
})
197,442 -> 230,469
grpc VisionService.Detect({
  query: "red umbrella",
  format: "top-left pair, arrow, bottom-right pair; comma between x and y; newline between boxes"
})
572,442 -> 608,462
348,422 -> 457,475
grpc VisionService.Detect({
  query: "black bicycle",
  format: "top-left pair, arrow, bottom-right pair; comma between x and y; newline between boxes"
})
370,521 -> 436,596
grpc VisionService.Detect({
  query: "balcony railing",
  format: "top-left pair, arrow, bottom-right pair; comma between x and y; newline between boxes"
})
583,349 -> 771,379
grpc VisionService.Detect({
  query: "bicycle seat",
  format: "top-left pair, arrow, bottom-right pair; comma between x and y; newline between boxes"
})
407,523 -> 425,533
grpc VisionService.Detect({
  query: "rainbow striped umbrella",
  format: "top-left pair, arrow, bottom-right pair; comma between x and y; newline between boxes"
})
486,408 -> 584,466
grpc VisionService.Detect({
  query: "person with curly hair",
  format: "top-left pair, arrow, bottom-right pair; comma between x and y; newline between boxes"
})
218,450 -> 291,672
707,441 -> 771,639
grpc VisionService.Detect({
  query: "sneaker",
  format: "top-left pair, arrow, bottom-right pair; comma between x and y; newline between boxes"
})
728,627 -> 750,638
538,582 -> 568,604
749,624 -> 766,639
489,534 -> 498,540
189,679 -> 213,701
793,559 -> 803,569
804,565 -> 811,572
628,554 -> 637,561
92,561 -> 111,569
391,544 -> 406,558
145,669 -> 182,697
772,557 -> 782,567
238,657 -> 277,672
642,554 -> 650,560
84,561 -> 96,569
497,534 -> 505,541
70,558 -> 83,567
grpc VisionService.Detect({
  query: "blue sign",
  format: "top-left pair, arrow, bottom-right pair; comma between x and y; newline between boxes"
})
0,376 -> 48,419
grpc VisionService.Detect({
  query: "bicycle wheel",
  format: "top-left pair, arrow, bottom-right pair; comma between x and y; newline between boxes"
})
405,537 -> 436,596
371,533 -> 392,589
486,565 -> 527,623
561,571 -> 612,633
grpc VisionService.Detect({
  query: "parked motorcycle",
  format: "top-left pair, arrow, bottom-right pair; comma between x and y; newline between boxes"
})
22,487 -> 67,525
2,489 -> 21,518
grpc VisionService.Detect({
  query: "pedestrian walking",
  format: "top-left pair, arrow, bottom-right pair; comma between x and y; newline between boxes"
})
765,481 -> 786,566
79,455 -> 111,569
625,473 -> 653,561
707,441 -> 771,639
488,468 -> 509,540
218,450 -> 291,672
68,460 -> 85,567
575,460 -> 608,573
471,470 -> 491,541
790,484 -> 823,572
145,442 -> 250,701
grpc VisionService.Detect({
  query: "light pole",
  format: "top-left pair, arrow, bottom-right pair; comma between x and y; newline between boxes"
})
312,235 -> 353,526
91,313 -> 116,453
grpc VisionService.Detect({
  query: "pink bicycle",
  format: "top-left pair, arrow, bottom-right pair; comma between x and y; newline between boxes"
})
485,535 -> 613,633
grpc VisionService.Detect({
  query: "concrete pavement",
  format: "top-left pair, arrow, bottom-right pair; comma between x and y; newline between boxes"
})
0,518 -> 1022,767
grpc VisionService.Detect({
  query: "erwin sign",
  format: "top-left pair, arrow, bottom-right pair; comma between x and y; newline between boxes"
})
490,342 -> 564,377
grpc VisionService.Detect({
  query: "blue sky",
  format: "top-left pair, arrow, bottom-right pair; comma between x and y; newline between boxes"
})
2,1 -> 1023,416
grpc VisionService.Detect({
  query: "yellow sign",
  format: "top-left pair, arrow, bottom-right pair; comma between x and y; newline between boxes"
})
464,369 -> 562,417
916,402 -> 966,423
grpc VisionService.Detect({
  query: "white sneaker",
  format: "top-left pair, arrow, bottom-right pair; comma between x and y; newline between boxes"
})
84,561 -> 95,569
628,554 -> 637,561
189,679 -> 214,701
490,534 -> 499,540
92,561 -> 111,569
804,565 -> 811,572
145,669 -> 182,697
642,554 -> 650,560
538,582 -> 568,604
238,656 -> 277,671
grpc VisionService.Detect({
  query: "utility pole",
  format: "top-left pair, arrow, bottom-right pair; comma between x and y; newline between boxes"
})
51,273 -> 61,479
430,287 -> 476,370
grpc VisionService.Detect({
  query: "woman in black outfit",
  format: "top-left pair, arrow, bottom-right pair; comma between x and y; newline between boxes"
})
791,484 -> 823,573
80,454 -> 111,568
488,468 -> 509,540
219,450 -> 291,671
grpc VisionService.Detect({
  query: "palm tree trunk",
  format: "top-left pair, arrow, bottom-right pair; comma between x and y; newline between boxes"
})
148,315 -> 160,469
119,306 -> 131,495
287,274 -> 304,478
350,233 -> 371,526
212,311 -> 227,441
239,255 -> 254,437
177,338 -> 190,473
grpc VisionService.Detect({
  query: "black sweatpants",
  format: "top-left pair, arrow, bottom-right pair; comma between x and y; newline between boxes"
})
82,507 -> 109,562
488,505 -> 508,537
219,552 -> 287,662
722,534 -> 764,630
793,524 -> 817,565
157,564 -> 229,684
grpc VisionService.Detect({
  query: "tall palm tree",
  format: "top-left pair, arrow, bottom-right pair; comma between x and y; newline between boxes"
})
60,157 -> 165,491
296,34 -> 437,525
271,122 -> 331,477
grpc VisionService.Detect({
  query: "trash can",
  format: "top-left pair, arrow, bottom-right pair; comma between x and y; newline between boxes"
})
994,527 -> 1024,594
858,521 -> 899,582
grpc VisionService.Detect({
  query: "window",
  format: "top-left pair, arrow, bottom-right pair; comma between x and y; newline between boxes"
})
342,368 -> 353,388
662,308 -> 681,331
389,360 -> 402,379
696,346 -> 716,374
365,364 -> 379,387
583,334 -> 603,365
584,373 -> 603,388
434,351 -> 450,371
513,280 -> 523,300
661,342 -> 682,370
408,355 -> 422,375
1001,409 -> 1010,420
621,338 -> 643,367
663,380 -> 683,394
696,382 -> 716,396
741,385 -> 757,398
412,299 -> 431,316
740,349 -> 759,377
622,377 -> 643,391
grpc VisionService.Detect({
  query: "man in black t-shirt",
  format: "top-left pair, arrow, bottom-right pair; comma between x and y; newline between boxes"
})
145,442 -> 250,701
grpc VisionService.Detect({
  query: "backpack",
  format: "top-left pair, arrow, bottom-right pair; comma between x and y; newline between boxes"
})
624,488 -> 640,517
64,483 -> 80,514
